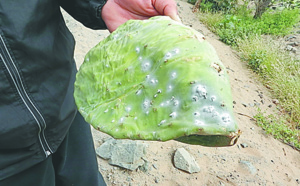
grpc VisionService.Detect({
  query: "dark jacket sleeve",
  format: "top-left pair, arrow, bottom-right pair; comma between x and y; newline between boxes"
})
59,0 -> 107,29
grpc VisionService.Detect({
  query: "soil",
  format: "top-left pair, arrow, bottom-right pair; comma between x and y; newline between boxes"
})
63,1 -> 300,185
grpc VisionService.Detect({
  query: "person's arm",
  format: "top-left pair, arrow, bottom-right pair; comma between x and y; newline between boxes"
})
60,0 -> 179,32
59,0 -> 108,29
102,0 -> 180,32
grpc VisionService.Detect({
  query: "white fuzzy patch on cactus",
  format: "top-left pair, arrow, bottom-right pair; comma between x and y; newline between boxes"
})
74,16 -> 240,147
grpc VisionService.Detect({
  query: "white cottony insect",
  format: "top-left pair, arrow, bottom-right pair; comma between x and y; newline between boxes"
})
194,112 -> 200,116
173,100 -> 179,106
165,52 -> 172,59
157,89 -> 162,94
196,85 -> 207,98
119,117 -> 124,123
169,112 -> 177,118
211,96 -> 216,102
125,106 -> 132,112
212,111 -> 219,117
171,72 -> 177,79
150,79 -> 158,84
141,60 -> 151,71
136,89 -> 142,95
221,114 -> 231,123
173,48 -> 180,54
158,120 -> 166,126
143,99 -> 150,109
203,106 -> 215,113
195,120 -> 204,126
135,47 -> 140,53
104,109 -> 109,113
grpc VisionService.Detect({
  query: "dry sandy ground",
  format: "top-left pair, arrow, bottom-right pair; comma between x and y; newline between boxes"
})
63,1 -> 300,185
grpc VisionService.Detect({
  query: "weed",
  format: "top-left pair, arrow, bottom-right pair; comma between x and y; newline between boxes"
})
198,4 -> 300,148
254,109 -> 300,150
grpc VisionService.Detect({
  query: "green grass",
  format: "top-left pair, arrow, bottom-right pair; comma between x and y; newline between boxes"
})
238,36 -> 300,127
197,7 -> 300,149
254,109 -> 300,150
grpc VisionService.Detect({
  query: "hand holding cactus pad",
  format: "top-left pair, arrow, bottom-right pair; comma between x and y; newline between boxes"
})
74,16 -> 241,147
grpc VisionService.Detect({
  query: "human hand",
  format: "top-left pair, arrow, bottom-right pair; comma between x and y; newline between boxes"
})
101,0 -> 181,32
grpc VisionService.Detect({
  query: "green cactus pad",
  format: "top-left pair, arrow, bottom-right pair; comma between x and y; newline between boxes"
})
74,16 -> 240,147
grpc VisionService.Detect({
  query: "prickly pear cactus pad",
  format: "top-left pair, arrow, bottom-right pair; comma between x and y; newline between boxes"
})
74,16 -> 240,147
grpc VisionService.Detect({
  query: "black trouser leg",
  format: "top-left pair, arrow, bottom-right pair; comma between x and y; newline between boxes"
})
52,112 -> 106,186
0,112 -> 106,186
0,155 -> 56,186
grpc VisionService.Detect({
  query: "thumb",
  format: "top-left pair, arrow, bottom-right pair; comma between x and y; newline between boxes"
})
153,0 -> 182,23
166,9 -> 182,23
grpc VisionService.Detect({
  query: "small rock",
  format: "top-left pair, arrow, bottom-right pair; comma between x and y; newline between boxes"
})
258,94 -> 263,99
96,139 -> 148,171
254,102 -> 261,107
285,45 -> 297,53
242,103 -> 248,107
272,99 -> 279,105
286,36 -> 296,41
155,177 -> 160,183
152,164 -> 158,169
241,143 -> 248,148
174,148 -> 200,173
268,104 -> 273,108
239,161 -> 257,175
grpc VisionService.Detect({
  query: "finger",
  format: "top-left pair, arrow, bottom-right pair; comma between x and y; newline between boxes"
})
152,0 -> 181,23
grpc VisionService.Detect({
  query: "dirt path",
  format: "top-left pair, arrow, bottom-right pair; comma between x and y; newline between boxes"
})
64,1 -> 300,185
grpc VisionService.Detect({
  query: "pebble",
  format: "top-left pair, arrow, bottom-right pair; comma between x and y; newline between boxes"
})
155,177 -> 160,183
241,143 -> 249,148
242,103 -> 248,107
249,103 -> 255,107
96,139 -> 148,171
173,148 -> 200,173
239,161 -> 257,175
272,99 -> 279,105
152,164 -> 158,169
286,36 -> 296,41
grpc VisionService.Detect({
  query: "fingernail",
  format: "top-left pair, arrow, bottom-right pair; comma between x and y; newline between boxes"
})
176,15 -> 182,23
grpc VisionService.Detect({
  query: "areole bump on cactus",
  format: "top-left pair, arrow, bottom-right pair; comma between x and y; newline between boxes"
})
74,16 -> 241,147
